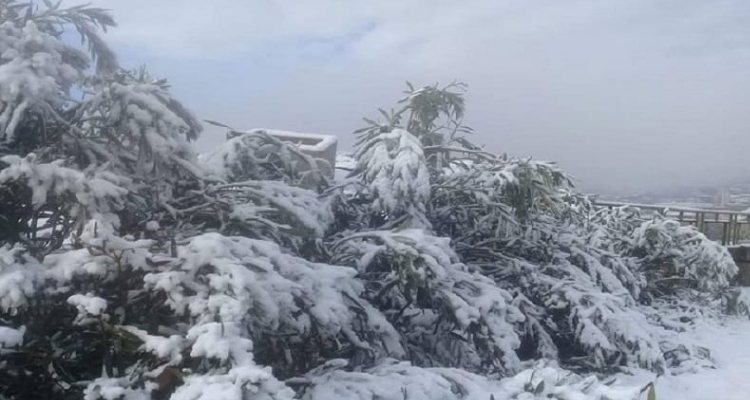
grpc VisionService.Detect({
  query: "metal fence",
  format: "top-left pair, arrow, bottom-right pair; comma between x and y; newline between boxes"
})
594,200 -> 750,246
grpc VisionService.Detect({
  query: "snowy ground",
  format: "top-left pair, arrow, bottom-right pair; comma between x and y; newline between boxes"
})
618,314 -> 750,399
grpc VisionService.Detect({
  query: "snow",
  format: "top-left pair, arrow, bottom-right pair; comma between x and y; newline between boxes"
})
171,366 -> 294,400
0,244 -> 43,311
335,152 -> 356,181
0,154 -> 127,208
187,322 -> 253,362
335,153 -> 356,170
68,293 -> 108,316
302,358 -> 642,400
225,180 -> 333,237
0,325 -> 24,348
353,128 -> 431,226
298,314 -> 750,400
335,228 -> 524,372
76,70 -> 202,181
249,128 -> 337,154
122,326 -> 184,364
0,20 -> 83,141
201,129 -> 333,197
145,220 -> 160,231
618,314 -> 750,400
83,377 -> 153,400
0,154 -> 126,236
632,218 -> 738,291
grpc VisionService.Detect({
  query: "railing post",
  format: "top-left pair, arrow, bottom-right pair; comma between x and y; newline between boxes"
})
722,218 -> 729,246
734,214 -> 742,245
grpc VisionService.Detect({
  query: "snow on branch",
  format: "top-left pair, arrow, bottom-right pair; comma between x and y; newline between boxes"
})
353,128 -> 431,228
0,20 -> 84,141
202,129 -> 330,188
145,233 -> 403,370
76,69 -> 202,178
333,228 -> 524,373
300,358 -> 641,400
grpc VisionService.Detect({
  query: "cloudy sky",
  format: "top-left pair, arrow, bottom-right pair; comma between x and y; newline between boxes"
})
86,0 -> 750,195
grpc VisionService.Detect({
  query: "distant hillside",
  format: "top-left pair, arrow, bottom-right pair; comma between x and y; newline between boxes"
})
602,181 -> 750,211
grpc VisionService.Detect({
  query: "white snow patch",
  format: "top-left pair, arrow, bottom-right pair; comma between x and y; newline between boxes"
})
252,129 -> 337,153
302,359 -> 642,400
68,293 -> 107,316
145,220 -> 160,231
0,325 -> 24,348
619,315 -> 750,400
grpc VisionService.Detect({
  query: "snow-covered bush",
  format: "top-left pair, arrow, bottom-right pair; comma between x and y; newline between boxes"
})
331,82 -> 738,376
332,229 -> 524,373
590,206 -> 738,296
631,218 -> 738,293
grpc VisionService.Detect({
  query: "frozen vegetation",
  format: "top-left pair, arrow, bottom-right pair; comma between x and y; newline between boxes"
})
0,2 -> 748,399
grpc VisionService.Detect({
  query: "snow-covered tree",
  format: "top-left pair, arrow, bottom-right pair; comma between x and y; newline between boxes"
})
0,2 -> 361,398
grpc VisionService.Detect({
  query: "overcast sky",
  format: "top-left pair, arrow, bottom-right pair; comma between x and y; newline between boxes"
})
87,0 -> 750,195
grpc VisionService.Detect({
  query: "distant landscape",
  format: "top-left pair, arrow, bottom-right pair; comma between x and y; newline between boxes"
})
600,181 -> 750,212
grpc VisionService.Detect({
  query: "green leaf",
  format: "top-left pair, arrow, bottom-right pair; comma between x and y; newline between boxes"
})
640,383 -> 656,400
534,381 -> 545,395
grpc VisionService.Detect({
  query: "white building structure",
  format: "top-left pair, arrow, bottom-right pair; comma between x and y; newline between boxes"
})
248,129 -> 338,175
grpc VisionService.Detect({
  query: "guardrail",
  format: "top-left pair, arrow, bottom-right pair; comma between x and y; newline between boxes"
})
593,200 -> 750,246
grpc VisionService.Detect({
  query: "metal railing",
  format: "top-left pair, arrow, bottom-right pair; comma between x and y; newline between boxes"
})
594,200 -> 750,246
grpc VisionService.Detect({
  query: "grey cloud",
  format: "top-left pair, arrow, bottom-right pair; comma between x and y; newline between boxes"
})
87,0 -> 750,194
